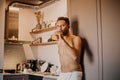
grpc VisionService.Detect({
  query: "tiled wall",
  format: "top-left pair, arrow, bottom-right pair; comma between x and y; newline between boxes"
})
4,44 -> 26,69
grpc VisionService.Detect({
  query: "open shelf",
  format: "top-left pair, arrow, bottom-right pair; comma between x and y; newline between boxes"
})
30,41 -> 57,46
30,26 -> 57,34
5,39 -> 31,45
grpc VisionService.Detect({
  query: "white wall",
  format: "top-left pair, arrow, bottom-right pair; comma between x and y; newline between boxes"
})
69,0 -> 120,80
40,0 -> 67,21
19,8 -> 36,41
69,0 -> 99,80
0,0 -> 5,79
101,0 -> 120,80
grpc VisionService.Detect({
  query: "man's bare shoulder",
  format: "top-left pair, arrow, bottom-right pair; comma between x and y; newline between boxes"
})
71,35 -> 82,52
72,35 -> 81,42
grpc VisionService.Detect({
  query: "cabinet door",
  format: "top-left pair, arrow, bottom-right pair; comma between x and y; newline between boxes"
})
3,74 -> 28,80
29,75 -> 43,80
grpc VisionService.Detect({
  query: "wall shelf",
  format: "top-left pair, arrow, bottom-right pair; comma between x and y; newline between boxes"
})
30,41 -> 57,46
5,40 -> 31,45
30,26 -> 57,34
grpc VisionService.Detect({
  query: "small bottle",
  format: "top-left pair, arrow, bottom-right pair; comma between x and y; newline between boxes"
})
42,21 -> 46,28
39,37 -> 42,43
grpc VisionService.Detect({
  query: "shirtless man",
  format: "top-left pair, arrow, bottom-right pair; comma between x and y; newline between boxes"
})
55,17 -> 82,80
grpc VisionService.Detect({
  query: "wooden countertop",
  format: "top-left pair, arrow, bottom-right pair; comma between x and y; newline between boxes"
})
3,72 -> 58,79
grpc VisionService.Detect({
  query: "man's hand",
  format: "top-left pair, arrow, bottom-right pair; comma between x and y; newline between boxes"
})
54,30 -> 63,40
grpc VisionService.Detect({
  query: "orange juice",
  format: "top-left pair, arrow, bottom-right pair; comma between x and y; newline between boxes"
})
52,34 -> 58,41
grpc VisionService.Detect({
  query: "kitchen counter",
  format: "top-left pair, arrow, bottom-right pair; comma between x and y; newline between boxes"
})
3,72 -> 58,79
28,72 -> 58,79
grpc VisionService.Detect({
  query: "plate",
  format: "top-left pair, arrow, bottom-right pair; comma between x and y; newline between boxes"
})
41,62 -> 49,72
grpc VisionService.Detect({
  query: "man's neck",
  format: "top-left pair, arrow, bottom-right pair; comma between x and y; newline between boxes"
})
63,32 -> 71,39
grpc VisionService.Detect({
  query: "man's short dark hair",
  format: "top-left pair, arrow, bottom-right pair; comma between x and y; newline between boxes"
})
57,17 -> 70,25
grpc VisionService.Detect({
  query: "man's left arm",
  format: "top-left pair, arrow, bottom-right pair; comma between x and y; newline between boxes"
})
73,36 -> 81,54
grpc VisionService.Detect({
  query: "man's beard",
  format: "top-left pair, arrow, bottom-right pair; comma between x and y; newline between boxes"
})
62,29 -> 69,36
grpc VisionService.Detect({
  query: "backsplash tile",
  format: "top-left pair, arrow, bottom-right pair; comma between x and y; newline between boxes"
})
4,44 -> 26,69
